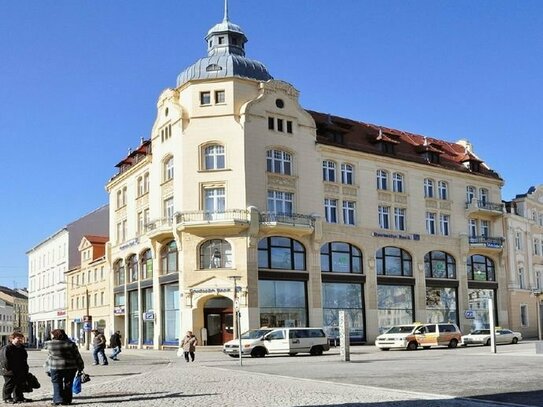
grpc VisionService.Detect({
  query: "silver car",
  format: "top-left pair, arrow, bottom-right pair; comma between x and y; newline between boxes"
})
461,328 -> 522,346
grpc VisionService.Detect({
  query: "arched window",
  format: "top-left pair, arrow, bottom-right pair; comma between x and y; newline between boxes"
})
322,160 -> 336,182
204,144 -> 225,170
113,260 -> 125,286
267,149 -> 292,175
164,156 -> 174,181
479,188 -> 489,205
127,254 -> 138,283
392,173 -> 404,193
321,242 -> 362,273
467,255 -> 495,281
375,246 -> 412,276
140,249 -> 153,280
161,240 -> 178,275
258,236 -> 305,270
424,251 -> 456,279
376,170 -> 388,190
341,163 -> 354,185
438,181 -> 448,200
200,239 -> 232,269
424,178 -> 434,198
466,186 -> 476,203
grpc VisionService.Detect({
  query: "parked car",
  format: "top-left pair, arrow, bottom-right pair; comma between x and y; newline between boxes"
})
223,328 -> 274,358
461,329 -> 522,346
375,322 -> 462,351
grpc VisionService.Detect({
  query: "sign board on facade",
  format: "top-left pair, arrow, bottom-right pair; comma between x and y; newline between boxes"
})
57,310 -> 66,317
119,238 -> 139,251
114,307 -> 125,315
372,232 -> 420,241
464,310 -> 476,319
83,322 -> 92,332
143,311 -> 155,321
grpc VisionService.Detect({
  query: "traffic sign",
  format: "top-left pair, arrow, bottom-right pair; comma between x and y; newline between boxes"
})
83,322 -> 92,332
464,310 -> 476,319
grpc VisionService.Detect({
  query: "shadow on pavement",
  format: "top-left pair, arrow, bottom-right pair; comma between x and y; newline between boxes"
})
73,392 -> 219,404
466,389 -> 543,406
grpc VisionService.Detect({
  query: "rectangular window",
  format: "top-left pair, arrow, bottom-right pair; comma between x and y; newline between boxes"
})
439,214 -> 450,236
200,91 -> 211,105
137,211 -> 144,235
480,220 -> 490,237
535,239 -> 541,256
377,285 -> 414,332
342,201 -> 356,225
426,212 -> 436,235
324,198 -> 338,223
322,283 -> 364,343
376,170 -> 388,190
341,164 -> 353,185
378,206 -> 390,229
277,119 -> 284,132
204,187 -> 226,214
268,117 -> 274,130
426,287 -> 458,325
259,280 -> 307,328
286,120 -> 293,133
520,304 -> 528,327
515,232 -> 522,250
469,219 -> 477,237
519,268 -> 525,289
162,284 -> 179,345
164,197 -> 174,222
128,290 -> 139,344
215,90 -> 225,103
267,190 -> 293,215
394,208 -> 406,231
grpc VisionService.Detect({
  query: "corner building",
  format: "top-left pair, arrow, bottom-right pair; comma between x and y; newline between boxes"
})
106,8 -> 508,348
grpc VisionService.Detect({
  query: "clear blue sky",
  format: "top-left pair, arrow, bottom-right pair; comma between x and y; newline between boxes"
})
1,1 -> 541,288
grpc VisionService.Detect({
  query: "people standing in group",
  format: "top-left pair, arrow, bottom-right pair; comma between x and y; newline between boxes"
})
1,332 -> 32,404
44,329 -> 84,406
180,331 -> 198,363
91,330 -> 108,366
109,331 -> 122,361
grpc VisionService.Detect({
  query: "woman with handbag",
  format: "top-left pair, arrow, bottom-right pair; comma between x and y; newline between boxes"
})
44,329 -> 84,406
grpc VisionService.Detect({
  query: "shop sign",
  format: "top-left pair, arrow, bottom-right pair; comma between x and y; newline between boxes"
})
73,317 -> 82,323
372,232 -> 420,241
190,287 -> 233,294
114,306 -> 125,315
120,238 -> 139,251
57,310 -> 66,317
464,310 -> 476,319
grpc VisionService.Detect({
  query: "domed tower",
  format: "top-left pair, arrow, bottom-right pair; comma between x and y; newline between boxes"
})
177,0 -> 273,87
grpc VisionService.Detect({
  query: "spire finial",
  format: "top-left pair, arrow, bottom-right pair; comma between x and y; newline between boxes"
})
223,0 -> 229,22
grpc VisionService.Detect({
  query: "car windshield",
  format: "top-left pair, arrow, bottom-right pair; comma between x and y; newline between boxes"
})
385,326 -> 415,334
240,329 -> 272,339
470,329 -> 490,335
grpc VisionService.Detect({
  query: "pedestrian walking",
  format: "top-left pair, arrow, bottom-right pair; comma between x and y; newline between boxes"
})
44,329 -> 84,406
109,331 -> 122,361
1,332 -> 32,404
180,331 -> 198,363
91,330 -> 108,366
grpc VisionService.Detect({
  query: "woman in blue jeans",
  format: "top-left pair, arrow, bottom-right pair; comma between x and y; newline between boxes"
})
44,329 -> 84,406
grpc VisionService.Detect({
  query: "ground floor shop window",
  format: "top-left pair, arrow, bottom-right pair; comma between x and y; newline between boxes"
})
322,282 -> 365,342
426,287 -> 458,324
467,288 -> 495,331
142,287 -> 154,344
162,284 -> 179,345
128,290 -> 139,344
259,280 -> 307,327
377,284 -> 414,333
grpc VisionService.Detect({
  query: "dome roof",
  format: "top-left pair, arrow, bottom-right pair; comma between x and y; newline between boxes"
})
207,20 -> 244,37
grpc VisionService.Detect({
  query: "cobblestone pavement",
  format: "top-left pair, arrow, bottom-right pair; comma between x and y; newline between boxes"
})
19,345 -> 536,407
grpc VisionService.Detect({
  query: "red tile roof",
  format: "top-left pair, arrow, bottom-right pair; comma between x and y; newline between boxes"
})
84,235 -> 109,244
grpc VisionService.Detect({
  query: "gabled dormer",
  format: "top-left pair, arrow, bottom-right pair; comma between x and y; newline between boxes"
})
78,235 -> 108,266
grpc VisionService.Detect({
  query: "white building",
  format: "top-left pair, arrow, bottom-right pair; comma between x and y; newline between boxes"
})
0,299 -> 14,345
27,205 -> 109,345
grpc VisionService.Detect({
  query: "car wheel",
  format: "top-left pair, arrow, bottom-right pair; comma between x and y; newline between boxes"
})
310,346 -> 323,356
422,346 -> 431,349
288,352 -> 297,356
448,339 -> 458,348
512,337 -> 518,344
407,341 -> 418,351
485,338 -> 491,346
228,354 -> 238,358
380,348 -> 390,351
251,347 -> 266,358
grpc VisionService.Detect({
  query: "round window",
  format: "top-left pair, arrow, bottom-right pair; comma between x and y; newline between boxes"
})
275,98 -> 284,108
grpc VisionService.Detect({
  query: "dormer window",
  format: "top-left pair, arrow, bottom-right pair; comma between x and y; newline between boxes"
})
218,36 -> 224,45
378,141 -> 395,154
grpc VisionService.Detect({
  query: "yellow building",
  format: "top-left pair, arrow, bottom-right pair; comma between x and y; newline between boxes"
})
66,236 -> 111,346
0,287 -> 29,339
504,185 -> 543,338
105,6 -> 508,348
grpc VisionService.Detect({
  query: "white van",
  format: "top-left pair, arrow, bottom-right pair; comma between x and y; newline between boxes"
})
223,328 -> 274,358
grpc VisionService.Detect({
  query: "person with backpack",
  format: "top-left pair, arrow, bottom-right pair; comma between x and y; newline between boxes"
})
109,331 -> 122,361
1,332 -> 32,404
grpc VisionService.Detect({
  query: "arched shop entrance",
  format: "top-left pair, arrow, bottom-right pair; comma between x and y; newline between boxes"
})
204,297 -> 234,345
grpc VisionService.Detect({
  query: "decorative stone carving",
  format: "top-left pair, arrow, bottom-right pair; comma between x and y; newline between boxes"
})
439,201 -> 452,210
267,174 -> 296,189
162,180 -> 174,195
378,192 -> 392,202
425,200 -> 438,209
262,80 -> 300,99
342,186 -> 358,197
394,195 -> 407,205
324,184 -> 340,194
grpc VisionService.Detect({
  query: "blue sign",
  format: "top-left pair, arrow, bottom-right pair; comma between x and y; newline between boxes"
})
464,310 -> 476,319
83,322 -> 92,332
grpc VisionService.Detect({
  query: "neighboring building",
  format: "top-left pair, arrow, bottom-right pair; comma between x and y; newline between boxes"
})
0,287 -> 29,338
504,185 -> 543,338
66,235 -> 111,347
105,5 -> 508,348
27,205 -> 109,346
0,299 -> 14,345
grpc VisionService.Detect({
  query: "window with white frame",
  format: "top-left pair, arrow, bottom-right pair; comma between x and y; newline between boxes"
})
534,238 -> 540,256
205,187 -> 226,213
164,156 -> 174,181
424,178 -> 434,198
137,177 -> 144,197
469,219 -> 477,237
267,190 -> 293,214
480,220 -> 490,237
267,149 -> 292,175
518,267 -> 526,289
438,181 -> 448,200
341,163 -> 353,185
164,197 -> 174,222
466,186 -> 476,203
204,144 -> 225,170
378,206 -> 390,229
536,271 -> 542,290
323,160 -> 336,182
324,199 -> 338,223
392,173 -> 404,193
520,304 -> 528,326
376,170 -> 388,190
439,214 -> 450,236
342,200 -> 355,225
479,188 -> 489,205
426,212 -> 436,235
515,231 -> 522,250
137,211 -> 145,235
144,172 -> 150,194
394,208 -> 406,231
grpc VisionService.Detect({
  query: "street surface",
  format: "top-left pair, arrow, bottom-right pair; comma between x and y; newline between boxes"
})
19,341 -> 543,406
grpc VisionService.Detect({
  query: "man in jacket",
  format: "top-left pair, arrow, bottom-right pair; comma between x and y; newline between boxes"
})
91,330 -> 108,366
109,331 -> 122,361
1,332 -> 31,404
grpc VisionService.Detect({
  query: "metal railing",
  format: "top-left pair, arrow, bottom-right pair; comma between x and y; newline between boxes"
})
145,217 -> 174,232
175,209 -> 249,224
259,212 -> 315,227
465,200 -> 503,212
468,236 -> 504,248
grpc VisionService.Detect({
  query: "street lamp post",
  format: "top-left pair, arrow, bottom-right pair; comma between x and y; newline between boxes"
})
61,281 -> 91,350
228,275 -> 242,367
532,290 -> 542,341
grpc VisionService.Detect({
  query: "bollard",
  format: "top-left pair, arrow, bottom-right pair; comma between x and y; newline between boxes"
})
339,310 -> 350,362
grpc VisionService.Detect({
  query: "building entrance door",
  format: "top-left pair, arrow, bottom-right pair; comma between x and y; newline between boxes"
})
204,297 -> 234,345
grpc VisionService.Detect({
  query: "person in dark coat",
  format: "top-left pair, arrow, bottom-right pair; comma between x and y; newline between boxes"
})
1,332 -> 31,404
44,329 -> 84,406
109,331 -> 122,361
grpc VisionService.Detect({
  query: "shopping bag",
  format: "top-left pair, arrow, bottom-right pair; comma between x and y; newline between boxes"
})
27,372 -> 41,389
72,374 -> 82,394
176,348 -> 184,358
80,371 -> 91,383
